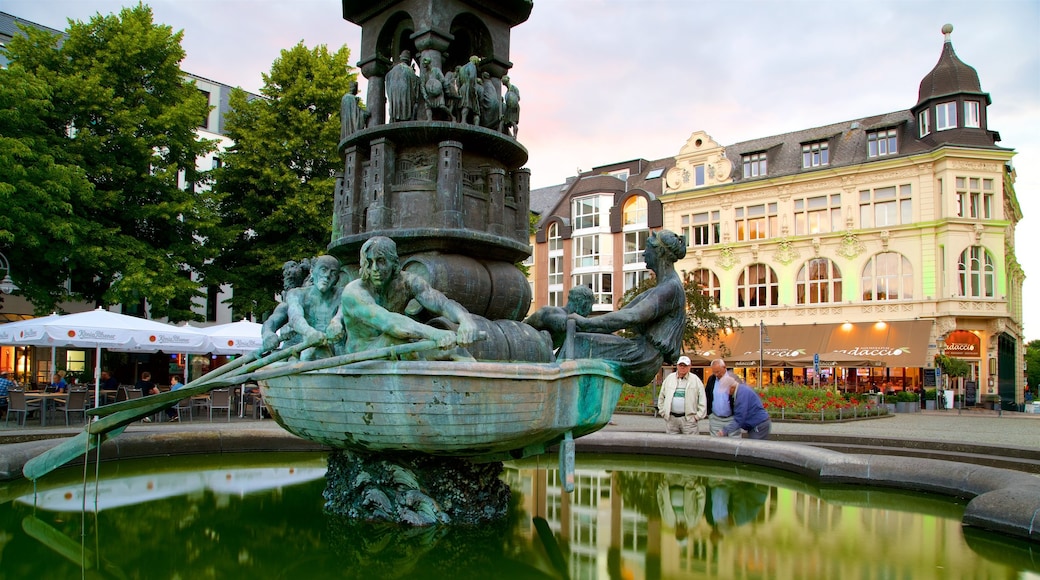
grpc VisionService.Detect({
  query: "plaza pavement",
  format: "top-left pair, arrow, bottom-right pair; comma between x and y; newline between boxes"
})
1,406 -> 1038,454
605,408 -> 1040,449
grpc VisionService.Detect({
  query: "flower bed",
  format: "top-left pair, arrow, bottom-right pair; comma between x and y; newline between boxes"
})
760,384 -> 887,420
615,384 -> 656,414
613,382 -> 888,420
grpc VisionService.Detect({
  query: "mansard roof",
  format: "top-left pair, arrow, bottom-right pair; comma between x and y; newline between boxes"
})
724,111 -> 917,182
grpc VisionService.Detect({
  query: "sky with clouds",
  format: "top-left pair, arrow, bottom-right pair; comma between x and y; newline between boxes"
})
6,0 -> 1040,340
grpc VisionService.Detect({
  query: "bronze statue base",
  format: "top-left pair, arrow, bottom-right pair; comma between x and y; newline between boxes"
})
323,450 -> 510,526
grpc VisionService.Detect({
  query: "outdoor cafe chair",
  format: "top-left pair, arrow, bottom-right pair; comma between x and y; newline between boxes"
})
55,389 -> 89,425
243,388 -> 265,420
5,390 -> 40,427
175,396 -> 194,422
209,389 -> 232,422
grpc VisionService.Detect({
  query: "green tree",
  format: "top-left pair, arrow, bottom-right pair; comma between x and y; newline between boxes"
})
1,6 -> 218,320
618,272 -> 740,355
0,65 -> 93,311
1025,339 -> 1040,394
934,354 -> 971,378
207,42 -> 355,320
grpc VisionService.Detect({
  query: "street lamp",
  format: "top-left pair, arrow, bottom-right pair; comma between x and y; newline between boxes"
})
0,251 -> 18,295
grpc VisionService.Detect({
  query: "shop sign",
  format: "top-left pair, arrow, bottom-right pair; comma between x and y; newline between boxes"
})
945,330 -> 981,358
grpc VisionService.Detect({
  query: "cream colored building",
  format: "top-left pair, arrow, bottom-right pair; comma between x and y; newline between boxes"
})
663,26 -> 1022,405
529,26 -> 1024,407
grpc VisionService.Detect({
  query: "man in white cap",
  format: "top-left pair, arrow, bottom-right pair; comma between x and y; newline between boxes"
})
657,355 -> 706,434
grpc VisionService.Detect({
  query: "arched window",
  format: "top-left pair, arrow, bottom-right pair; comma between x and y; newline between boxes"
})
796,258 -> 842,304
860,252 -> 913,301
548,222 -> 562,253
690,268 -> 721,307
957,246 -> 995,297
623,196 -> 647,226
737,264 -> 778,308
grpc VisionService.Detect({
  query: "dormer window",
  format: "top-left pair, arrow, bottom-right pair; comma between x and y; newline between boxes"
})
742,152 -> 767,178
964,101 -> 980,128
919,110 -> 930,137
802,141 -> 829,168
936,101 -> 957,131
867,129 -> 898,157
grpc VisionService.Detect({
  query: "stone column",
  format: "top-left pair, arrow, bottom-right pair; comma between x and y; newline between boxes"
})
335,145 -> 364,238
413,31 -> 451,71
367,138 -> 395,230
513,168 -> 531,241
436,140 -> 464,228
359,56 -> 389,128
487,167 -> 505,236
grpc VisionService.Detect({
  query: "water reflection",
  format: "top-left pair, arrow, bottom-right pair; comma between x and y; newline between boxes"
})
15,463 -> 326,512
0,453 -> 1034,579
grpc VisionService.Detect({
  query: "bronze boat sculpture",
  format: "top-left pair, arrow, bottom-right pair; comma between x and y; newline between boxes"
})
260,357 -> 623,463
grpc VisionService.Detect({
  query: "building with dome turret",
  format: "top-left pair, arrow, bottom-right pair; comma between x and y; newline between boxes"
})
529,25 -> 1024,408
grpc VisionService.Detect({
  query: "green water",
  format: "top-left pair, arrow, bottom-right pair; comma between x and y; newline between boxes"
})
0,452 -> 1035,579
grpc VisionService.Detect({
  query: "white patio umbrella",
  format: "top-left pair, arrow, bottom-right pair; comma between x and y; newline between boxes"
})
195,319 -> 263,355
0,314 -> 64,383
0,313 -> 62,343
12,308 -> 208,407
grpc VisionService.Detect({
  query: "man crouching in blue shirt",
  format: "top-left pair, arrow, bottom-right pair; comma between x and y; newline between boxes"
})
715,375 -> 771,440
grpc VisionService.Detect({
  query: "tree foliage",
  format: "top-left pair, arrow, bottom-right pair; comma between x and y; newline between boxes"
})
618,273 -> 741,355
206,42 -> 355,320
0,6 -> 217,320
934,354 -> 971,378
1026,339 -> 1039,393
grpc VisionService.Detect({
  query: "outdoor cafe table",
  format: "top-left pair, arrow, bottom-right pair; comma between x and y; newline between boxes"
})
97,389 -> 119,406
22,392 -> 67,427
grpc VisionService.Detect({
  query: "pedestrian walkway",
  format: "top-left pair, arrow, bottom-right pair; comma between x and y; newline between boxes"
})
3,407 -> 1037,450
604,409 -> 1040,449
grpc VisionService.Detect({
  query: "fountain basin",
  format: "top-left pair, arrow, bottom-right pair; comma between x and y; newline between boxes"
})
260,358 -> 624,462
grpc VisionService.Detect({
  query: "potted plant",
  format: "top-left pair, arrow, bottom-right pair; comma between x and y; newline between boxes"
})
894,390 -> 919,413
924,388 -> 937,411
878,392 -> 897,414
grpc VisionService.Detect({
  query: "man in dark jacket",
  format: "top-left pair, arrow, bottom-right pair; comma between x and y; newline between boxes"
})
716,374 -> 771,440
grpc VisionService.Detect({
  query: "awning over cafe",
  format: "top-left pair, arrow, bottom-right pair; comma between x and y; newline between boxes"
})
687,320 -> 933,368
823,320 -> 933,368
687,324 -> 831,367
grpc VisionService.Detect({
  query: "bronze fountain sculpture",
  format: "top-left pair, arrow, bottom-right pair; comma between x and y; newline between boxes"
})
23,0 -> 686,527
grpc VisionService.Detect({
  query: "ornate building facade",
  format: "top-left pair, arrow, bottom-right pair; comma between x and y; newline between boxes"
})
529,25 -> 1024,407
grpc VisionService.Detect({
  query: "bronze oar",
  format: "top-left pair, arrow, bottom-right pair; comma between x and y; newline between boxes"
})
22,338 -> 445,481
22,337 -> 321,481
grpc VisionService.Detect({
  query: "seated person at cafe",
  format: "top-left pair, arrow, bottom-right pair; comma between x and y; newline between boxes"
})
0,371 -> 14,419
135,371 -> 158,395
47,373 -> 67,393
100,370 -> 120,392
134,371 -> 168,422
